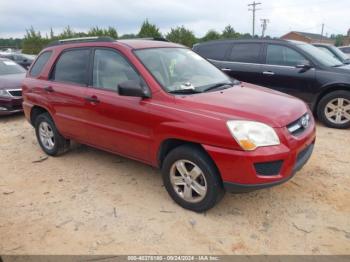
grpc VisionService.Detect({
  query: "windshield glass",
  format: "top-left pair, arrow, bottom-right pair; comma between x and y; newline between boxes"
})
0,60 -> 26,75
297,43 -> 343,67
134,48 -> 231,93
330,46 -> 349,61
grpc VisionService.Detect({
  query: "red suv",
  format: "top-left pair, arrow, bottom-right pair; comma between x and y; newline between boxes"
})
22,37 -> 316,212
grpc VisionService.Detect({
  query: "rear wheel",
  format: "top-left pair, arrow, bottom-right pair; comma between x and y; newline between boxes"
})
161,145 -> 224,212
34,113 -> 70,156
317,91 -> 350,129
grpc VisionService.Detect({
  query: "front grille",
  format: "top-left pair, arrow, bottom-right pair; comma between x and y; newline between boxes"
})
254,160 -> 283,176
287,113 -> 310,136
8,89 -> 22,97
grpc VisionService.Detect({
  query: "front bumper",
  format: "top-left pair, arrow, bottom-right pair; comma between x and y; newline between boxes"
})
203,120 -> 316,192
0,97 -> 23,115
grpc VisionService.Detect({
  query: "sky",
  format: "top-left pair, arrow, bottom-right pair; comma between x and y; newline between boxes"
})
0,0 -> 349,39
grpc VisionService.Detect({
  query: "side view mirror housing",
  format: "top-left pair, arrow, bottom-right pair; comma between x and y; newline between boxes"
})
118,80 -> 151,98
295,62 -> 312,70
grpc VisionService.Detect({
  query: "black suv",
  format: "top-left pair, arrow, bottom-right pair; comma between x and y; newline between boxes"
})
193,39 -> 350,129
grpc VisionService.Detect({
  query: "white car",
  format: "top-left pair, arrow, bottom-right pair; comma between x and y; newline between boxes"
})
339,46 -> 350,58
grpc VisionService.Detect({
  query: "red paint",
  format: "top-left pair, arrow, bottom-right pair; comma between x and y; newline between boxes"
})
22,40 -> 316,186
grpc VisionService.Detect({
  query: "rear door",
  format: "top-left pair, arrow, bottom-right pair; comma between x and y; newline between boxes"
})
84,48 -> 152,162
46,48 -> 91,141
260,44 -> 316,102
218,43 -> 264,85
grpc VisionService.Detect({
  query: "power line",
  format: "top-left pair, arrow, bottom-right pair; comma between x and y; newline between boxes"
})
248,1 -> 262,36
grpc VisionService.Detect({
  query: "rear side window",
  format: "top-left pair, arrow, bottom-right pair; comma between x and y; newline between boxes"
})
229,43 -> 261,63
30,51 -> 52,77
195,43 -> 231,60
51,49 -> 90,85
266,45 -> 307,66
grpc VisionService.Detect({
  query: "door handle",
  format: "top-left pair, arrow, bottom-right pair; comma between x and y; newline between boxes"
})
262,71 -> 275,76
221,68 -> 232,72
85,95 -> 100,104
44,86 -> 54,92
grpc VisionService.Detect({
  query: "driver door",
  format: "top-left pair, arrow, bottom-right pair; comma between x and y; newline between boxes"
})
84,48 -> 152,162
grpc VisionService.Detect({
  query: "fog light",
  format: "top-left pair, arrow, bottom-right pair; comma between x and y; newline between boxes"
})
0,106 -> 8,111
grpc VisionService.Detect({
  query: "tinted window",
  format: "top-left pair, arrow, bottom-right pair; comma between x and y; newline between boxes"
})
195,43 -> 231,60
229,43 -> 261,63
266,45 -> 307,66
52,49 -> 90,85
92,49 -> 140,91
30,51 -> 52,77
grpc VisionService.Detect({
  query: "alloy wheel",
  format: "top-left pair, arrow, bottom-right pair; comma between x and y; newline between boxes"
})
39,121 -> 55,150
324,98 -> 350,125
170,160 -> 207,203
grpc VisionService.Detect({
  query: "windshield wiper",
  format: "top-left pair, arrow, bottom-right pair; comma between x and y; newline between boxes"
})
169,89 -> 202,94
203,81 -> 238,92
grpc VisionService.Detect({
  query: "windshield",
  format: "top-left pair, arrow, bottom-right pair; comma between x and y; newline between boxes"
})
0,60 -> 26,75
330,46 -> 349,61
134,48 -> 231,93
297,43 -> 343,67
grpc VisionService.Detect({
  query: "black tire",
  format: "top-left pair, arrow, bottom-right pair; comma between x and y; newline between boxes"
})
34,112 -> 70,156
317,90 -> 350,129
161,144 -> 225,212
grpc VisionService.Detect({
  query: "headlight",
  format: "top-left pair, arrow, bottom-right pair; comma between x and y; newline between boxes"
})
0,89 -> 11,97
227,120 -> 280,151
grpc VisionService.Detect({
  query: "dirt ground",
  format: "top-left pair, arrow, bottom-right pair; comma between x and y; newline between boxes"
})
0,114 -> 349,255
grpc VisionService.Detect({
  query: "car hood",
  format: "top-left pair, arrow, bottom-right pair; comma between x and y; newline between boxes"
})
0,73 -> 26,90
174,82 -> 308,128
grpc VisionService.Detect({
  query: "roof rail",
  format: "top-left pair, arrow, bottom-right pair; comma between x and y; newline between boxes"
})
119,37 -> 169,42
46,36 -> 115,47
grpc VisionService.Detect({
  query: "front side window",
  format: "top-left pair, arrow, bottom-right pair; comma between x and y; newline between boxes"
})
229,43 -> 261,63
135,48 -> 231,93
51,49 -> 90,85
266,45 -> 308,66
92,49 -> 140,91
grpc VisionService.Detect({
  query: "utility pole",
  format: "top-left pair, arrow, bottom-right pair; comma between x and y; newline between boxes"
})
320,23 -> 325,42
248,1 -> 262,37
261,18 -> 269,38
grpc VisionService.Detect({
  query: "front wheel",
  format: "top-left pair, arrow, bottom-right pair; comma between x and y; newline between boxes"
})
317,90 -> 350,129
34,113 -> 70,156
161,145 -> 224,212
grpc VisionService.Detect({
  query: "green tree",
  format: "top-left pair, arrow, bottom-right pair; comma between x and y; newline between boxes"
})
221,25 -> 240,39
106,27 -> 118,39
138,19 -> 162,38
22,26 -> 49,54
201,30 -> 221,42
166,26 -> 197,47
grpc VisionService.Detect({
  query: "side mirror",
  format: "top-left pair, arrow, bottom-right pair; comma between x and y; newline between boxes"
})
295,62 -> 312,70
118,80 -> 151,98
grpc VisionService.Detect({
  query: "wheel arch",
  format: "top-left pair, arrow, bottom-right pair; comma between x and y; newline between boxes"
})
314,84 -> 350,113
157,138 -> 217,171
30,105 -> 51,126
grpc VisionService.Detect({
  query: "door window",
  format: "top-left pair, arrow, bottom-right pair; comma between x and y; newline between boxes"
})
266,45 -> 308,66
92,49 -> 140,91
229,43 -> 262,63
51,49 -> 90,85
30,51 -> 52,77
195,43 -> 231,60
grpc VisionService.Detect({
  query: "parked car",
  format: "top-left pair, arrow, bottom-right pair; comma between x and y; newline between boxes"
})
339,46 -> 350,58
0,58 -> 26,115
22,37 -> 316,212
313,43 -> 350,64
193,39 -> 350,129
0,53 -> 35,69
